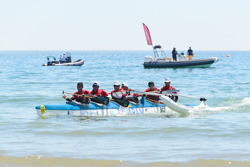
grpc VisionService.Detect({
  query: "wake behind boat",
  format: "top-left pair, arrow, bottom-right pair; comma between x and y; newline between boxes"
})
43,52 -> 84,66
142,23 -> 219,68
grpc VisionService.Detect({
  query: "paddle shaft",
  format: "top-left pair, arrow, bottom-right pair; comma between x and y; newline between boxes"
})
146,98 -> 164,104
63,91 -> 96,99
134,91 -> 206,101
63,91 -> 130,103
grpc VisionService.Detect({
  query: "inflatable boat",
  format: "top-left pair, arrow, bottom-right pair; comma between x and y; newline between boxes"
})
142,24 -> 219,68
143,45 -> 219,68
43,58 -> 84,66
43,52 -> 84,66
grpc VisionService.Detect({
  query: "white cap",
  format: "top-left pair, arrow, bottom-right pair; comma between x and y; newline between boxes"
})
113,81 -> 120,86
92,81 -> 99,86
164,77 -> 171,83
122,83 -> 128,87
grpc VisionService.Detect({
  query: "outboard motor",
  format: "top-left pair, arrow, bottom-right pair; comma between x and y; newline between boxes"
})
145,56 -> 153,62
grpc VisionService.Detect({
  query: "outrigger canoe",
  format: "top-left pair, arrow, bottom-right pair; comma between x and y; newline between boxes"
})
35,95 -> 209,117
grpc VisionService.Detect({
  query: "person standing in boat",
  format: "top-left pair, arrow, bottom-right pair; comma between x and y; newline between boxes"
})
63,82 -> 90,103
161,78 -> 178,102
187,47 -> 194,60
90,81 -> 109,97
111,81 -> 123,99
144,81 -> 160,101
121,83 -> 139,103
172,47 -> 178,61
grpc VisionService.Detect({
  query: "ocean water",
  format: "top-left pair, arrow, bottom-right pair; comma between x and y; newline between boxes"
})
0,50 -> 250,167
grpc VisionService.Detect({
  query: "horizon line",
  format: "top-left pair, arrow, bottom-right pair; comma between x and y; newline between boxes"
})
1,49 -> 250,52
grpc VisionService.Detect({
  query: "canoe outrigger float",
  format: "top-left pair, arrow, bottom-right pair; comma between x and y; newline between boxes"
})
35,91 -> 209,117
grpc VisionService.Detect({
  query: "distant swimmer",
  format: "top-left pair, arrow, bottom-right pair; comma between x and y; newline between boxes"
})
63,82 -> 90,104
187,47 -> 194,60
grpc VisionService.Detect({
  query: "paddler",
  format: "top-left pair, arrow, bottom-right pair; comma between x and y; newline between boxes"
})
63,82 -> 90,103
121,83 -> 139,103
144,81 -> 160,101
90,81 -> 109,97
89,81 -> 109,104
121,83 -> 129,90
111,81 -> 123,99
161,77 -> 178,102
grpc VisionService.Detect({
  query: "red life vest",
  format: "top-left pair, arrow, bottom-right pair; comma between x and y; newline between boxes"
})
161,85 -> 174,91
144,87 -> 160,101
90,89 -> 109,97
72,89 -> 90,103
144,87 -> 160,92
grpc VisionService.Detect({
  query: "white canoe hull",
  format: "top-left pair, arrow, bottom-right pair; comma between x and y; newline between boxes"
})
35,99 -> 173,117
36,106 -> 171,117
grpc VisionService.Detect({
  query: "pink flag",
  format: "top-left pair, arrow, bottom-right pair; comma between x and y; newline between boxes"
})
142,23 -> 153,45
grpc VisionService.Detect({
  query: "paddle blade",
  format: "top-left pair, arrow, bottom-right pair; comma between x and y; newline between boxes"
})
91,96 -> 109,105
114,99 -> 130,107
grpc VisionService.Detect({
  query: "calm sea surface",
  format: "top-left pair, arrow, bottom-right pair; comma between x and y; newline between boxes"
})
0,51 -> 250,166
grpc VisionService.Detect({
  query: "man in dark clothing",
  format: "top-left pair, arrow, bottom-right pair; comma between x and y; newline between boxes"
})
187,47 -> 194,60
172,47 -> 178,61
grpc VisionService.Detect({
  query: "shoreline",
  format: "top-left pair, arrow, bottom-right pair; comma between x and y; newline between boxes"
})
1,155 -> 250,167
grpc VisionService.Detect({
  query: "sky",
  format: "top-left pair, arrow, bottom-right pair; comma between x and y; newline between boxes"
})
0,0 -> 250,51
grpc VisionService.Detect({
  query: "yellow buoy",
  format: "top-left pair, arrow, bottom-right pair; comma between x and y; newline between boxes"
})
227,54 -> 230,57
40,105 -> 45,114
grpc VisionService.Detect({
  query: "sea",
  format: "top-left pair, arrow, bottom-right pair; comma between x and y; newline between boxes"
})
0,50 -> 250,167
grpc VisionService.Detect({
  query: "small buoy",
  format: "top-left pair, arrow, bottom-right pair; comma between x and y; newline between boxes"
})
227,54 -> 230,57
